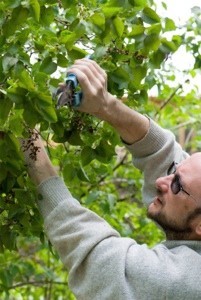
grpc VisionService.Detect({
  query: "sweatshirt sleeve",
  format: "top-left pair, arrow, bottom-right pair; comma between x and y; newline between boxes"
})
37,176 -> 138,299
125,119 -> 189,206
35,118 -> 191,300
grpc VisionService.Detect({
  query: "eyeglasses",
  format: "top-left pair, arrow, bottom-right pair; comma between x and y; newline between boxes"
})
167,161 -> 198,203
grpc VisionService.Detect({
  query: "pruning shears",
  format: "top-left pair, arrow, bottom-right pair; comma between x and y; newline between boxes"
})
56,73 -> 82,108
56,55 -> 92,108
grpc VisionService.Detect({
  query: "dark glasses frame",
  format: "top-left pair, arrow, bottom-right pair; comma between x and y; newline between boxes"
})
167,161 -> 198,203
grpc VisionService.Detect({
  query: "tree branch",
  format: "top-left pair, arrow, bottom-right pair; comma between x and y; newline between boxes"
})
5,280 -> 67,291
154,84 -> 183,120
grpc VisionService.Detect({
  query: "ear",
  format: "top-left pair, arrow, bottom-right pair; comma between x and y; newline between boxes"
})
195,221 -> 201,237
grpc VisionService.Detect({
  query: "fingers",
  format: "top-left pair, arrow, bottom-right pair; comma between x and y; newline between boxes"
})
63,59 -> 108,113
67,59 -> 107,92
74,59 -> 107,80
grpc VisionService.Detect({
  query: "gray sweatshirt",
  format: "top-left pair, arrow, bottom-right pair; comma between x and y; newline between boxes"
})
37,119 -> 201,299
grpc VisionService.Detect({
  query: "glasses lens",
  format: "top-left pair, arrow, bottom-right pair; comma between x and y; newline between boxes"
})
171,175 -> 180,194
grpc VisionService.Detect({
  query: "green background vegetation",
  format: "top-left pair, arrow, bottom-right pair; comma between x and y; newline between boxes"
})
0,0 -> 201,298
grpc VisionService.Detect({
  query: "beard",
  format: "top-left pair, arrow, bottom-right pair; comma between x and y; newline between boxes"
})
147,207 -> 201,240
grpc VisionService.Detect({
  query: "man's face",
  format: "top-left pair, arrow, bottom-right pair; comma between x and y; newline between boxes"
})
147,153 -> 201,240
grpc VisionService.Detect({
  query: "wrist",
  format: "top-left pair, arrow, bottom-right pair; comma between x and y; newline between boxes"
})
93,93 -> 120,123
20,134 -> 57,185
27,162 -> 57,186
93,96 -> 149,144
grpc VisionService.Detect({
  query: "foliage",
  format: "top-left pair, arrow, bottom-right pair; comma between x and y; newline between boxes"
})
0,0 -> 200,297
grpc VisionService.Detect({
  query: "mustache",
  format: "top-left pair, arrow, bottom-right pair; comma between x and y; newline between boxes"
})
156,188 -> 163,197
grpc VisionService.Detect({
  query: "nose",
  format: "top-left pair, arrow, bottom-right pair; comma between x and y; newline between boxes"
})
155,174 -> 173,193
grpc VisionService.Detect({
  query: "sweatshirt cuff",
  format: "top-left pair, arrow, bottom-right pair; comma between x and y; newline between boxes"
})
37,176 -> 80,219
124,119 -> 174,158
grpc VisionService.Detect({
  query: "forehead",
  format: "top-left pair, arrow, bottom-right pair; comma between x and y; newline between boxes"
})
178,153 -> 201,184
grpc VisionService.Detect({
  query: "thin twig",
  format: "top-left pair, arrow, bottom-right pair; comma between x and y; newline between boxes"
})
97,152 -> 128,185
5,280 -> 67,291
154,84 -> 183,120
170,119 -> 199,131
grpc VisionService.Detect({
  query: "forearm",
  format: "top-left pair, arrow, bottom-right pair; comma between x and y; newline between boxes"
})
93,94 -> 149,145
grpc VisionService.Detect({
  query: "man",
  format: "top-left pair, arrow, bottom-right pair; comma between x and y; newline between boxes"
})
23,59 -> 201,299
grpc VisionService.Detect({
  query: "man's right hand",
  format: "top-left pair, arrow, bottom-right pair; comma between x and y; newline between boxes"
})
67,58 -> 116,117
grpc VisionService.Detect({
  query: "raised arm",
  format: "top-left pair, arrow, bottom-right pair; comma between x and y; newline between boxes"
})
67,58 -> 149,145
67,59 -> 189,205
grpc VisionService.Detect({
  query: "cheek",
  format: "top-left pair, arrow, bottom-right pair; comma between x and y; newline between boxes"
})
164,197 -> 192,217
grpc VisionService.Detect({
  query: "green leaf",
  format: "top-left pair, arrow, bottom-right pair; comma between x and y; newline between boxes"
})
0,268 -> 13,287
94,140 -> 115,163
113,16 -> 124,37
146,23 -> 162,35
77,165 -> 90,182
30,0 -> 40,22
160,38 -> 178,53
0,164 -> 7,184
17,68 -> 35,91
128,24 -> 145,37
85,191 -> 101,205
102,7 -> 122,18
141,7 -> 160,24
5,0 -> 21,9
2,6 -> 29,36
7,86 -> 26,104
9,110 -> 24,135
61,0 -> 74,9
144,34 -> 160,51
133,65 -> 147,89
164,18 -> 176,31
91,12 -> 105,29
39,106 -> 57,123
151,49 -> 166,68
0,98 -> 13,125
39,57 -> 57,74
63,163 -> 77,182
40,6 -> 55,25
51,122 -> 65,138
35,92 -> 53,107
68,46 -> 88,60
128,0 -> 147,6
60,30 -> 75,43
2,56 -> 18,73
6,133 -> 21,157
81,146 -> 96,166
57,54 -> 68,68
23,102 -> 41,127
68,131 -> 84,146
110,67 -> 129,87
0,226 -> 17,251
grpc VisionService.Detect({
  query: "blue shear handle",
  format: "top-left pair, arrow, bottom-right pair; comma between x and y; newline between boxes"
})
66,73 -> 79,89
65,55 -> 92,107
73,92 -> 83,107
65,73 -> 82,107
